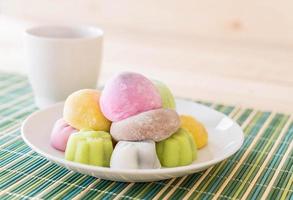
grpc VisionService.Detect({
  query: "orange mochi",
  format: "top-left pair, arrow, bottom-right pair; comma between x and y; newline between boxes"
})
64,89 -> 111,131
180,115 -> 208,149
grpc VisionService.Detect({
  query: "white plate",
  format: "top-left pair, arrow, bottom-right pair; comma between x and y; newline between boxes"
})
21,99 -> 244,182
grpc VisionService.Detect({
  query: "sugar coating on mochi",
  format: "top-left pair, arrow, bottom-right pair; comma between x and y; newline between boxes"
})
65,130 -> 113,167
153,80 -> 176,109
110,140 -> 161,169
110,108 -> 180,142
156,128 -> 197,167
63,89 -> 111,131
100,72 -> 162,122
50,118 -> 77,152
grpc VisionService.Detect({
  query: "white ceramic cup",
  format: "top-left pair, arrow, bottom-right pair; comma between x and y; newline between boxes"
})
24,25 -> 103,108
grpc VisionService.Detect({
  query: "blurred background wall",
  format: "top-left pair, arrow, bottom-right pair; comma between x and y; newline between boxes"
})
0,0 -> 292,112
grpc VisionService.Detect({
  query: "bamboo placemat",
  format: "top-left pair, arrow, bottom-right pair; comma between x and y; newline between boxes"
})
0,73 -> 292,200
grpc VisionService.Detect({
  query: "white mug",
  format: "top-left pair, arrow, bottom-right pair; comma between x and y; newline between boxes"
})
24,25 -> 103,108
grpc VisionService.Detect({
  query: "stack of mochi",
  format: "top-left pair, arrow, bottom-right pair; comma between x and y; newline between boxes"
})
50,72 -> 208,169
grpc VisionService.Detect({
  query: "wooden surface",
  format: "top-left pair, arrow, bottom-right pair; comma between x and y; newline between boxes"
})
2,0 -> 293,45
0,3 -> 293,113
100,29 -> 293,114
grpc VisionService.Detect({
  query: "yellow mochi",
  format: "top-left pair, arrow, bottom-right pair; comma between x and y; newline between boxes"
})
180,115 -> 208,149
64,89 -> 111,131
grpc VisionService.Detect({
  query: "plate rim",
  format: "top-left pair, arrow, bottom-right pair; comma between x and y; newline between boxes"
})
21,99 -> 244,175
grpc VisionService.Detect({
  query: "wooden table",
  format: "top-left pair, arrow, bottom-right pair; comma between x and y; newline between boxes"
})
0,17 -> 292,113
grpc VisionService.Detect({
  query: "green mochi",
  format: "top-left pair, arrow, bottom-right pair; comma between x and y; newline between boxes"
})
153,80 -> 176,109
156,128 -> 197,167
65,130 -> 113,167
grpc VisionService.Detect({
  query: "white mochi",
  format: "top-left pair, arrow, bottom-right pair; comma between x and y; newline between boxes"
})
110,140 -> 161,169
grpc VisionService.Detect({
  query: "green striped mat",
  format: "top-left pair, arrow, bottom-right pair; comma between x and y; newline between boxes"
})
0,72 -> 292,200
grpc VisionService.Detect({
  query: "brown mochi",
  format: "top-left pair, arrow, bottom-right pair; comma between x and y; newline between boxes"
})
110,108 -> 180,142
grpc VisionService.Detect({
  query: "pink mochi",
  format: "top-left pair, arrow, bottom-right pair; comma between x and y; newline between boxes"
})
100,72 -> 162,122
50,118 -> 77,151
